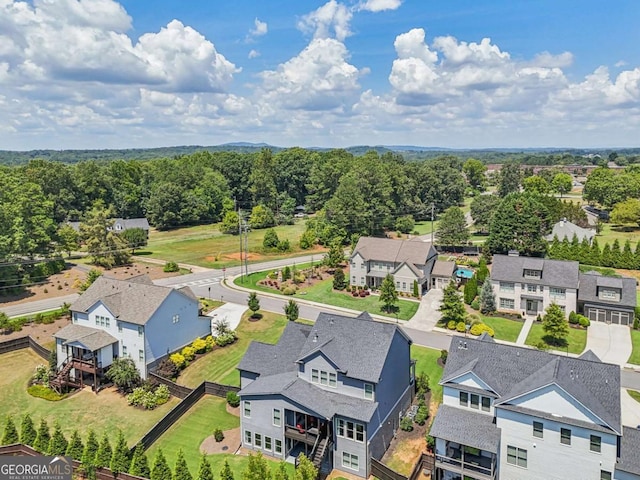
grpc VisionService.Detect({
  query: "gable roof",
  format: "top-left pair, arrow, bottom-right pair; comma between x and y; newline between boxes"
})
70,275 -> 197,325
578,272 -> 637,309
545,219 -> 595,243
490,254 -> 580,289
441,336 -> 621,434
296,311 -> 411,383
351,237 -> 436,267
432,260 -> 456,277
54,324 -> 118,351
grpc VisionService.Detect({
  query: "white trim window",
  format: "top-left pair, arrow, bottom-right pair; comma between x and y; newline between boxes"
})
138,350 -> 144,361
244,430 -> 252,445
599,288 -> 619,301
523,269 -> 541,279
561,428 -> 571,445
533,421 -> 543,438
138,326 -> 144,337
122,345 -> 128,356
550,287 -> 566,299
72,313 -> 78,324
117,322 -> 122,333
601,470 -> 612,480
243,401 -> 251,418
312,369 -> 337,387
275,439 -> 282,454
507,446 -> 527,468
527,284 -> 537,293
337,419 -> 364,442
273,409 -> 281,427
499,298 -> 515,310
254,433 -> 262,448
364,383 -> 374,400
264,436 -> 272,452
172,314 -> 180,324
590,435 -> 601,453
500,282 -> 515,293
342,452 -> 359,471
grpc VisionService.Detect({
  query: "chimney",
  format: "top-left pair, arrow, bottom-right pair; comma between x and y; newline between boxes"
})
508,250 -> 520,257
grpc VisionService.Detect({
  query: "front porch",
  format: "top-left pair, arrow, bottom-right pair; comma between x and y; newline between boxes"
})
434,441 -> 497,480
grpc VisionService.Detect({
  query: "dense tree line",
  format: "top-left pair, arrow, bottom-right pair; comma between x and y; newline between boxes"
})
548,235 -> 640,270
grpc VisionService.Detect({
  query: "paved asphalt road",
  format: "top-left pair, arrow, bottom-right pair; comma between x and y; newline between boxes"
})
4,253 -> 640,390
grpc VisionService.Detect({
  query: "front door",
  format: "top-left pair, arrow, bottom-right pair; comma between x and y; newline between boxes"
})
526,300 -> 537,314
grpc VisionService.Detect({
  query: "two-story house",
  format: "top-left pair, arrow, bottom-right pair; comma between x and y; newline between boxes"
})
350,237 -> 438,294
237,311 -> 415,478
578,272 -> 637,325
490,253 -> 580,317
52,275 -> 210,389
430,335 -> 640,480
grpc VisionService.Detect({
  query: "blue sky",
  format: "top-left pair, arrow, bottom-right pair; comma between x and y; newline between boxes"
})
1,0 -> 639,149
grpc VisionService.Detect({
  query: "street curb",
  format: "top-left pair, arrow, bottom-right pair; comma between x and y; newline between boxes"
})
223,275 -> 401,324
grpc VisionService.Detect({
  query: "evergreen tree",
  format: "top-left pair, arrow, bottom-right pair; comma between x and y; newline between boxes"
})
81,430 -> 100,468
273,462 -> 290,480
569,234 -> 580,261
110,430 -> 130,475
542,303 -> 569,347
579,238 -> 591,264
95,433 -> 112,469
557,237 -> 570,260
247,292 -> 260,317
413,280 -> 419,298
219,460 -> 235,480
20,414 -> 37,447
283,299 -> 299,322
151,449 -> 172,480
293,454 -> 317,480
2,416 -> 19,445
476,258 -> 489,285
436,206 -> 470,246
463,276 -> 478,305
635,240 -> 640,270
611,239 -> 622,268
173,449 -> 192,480
66,430 -> 84,461
262,228 -> 279,249
130,444 -> 151,479
242,453 -> 270,480
324,240 -> 344,268
548,235 -> 561,259
439,281 -> 466,324
332,267 -> 346,290
601,243 -> 613,268
195,454 -> 213,480
33,418 -> 50,454
479,279 -> 496,314
622,240 -> 635,269
379,273 -> 399,313
281,266 -> 291,281
589,238 -> 602,266
48,421 -> 68,456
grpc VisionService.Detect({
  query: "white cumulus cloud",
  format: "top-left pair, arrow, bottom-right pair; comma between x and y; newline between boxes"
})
358,0 -> 402,12
297,0 -> 353,42
250,18 -> 268,37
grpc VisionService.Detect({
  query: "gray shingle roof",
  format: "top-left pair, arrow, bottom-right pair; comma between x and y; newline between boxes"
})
351,237 -> 436,268
432,260 -> 456,277
578,349 -> 601,362
66,218 -> 149,232
617,426 -> 640,475
441,336 -> 621,434
54,324 -> 118,351
545,220 -> 595,243
296,311 -> 411,383
578,272 -> 637,309
239,371 -> 379,422
429,405 -> 501,453
70,275 -> 197,325
237,322 -> 312,375
490,254 -> 580,289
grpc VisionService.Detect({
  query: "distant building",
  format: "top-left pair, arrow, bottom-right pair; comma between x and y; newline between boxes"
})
430,335 -> 640,480
350,237 -> 438,294
67,217 -> 150,236
237,311 -> 414,478
545,218 -> 595,244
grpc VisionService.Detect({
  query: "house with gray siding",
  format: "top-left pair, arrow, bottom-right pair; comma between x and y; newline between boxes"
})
430,335 -> 640,480
237,311 -> 415,478
350,237 -> 438,294
577,272 -> 637,325
53,275 -> 209,389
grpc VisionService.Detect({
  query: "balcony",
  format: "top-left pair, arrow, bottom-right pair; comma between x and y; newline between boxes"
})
435,444 -> 497,480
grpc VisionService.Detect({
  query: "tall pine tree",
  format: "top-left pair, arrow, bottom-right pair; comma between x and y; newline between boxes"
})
82,430 -> 99,468
2,416 -> 19,445
293,454 -> 317,480
479,279 -> 496,314
622,240 -> 635,269
439,281 -> 466,325
195,454 -> 213,480
130,443 -> 151,478
219,460 -> 235,480
110,430 -> 130,475
242,453 -> 271,480
95,433 -> 112,469
173,449 -> 192,480
273,462 -> 290,480
48,421 -> 68,456
601,243 -> 613,268
589,238 -> 602,266
611,239 -> 622,268
33,418 -> 50,454
66,430 -> 84,461
20,414 -> 37,447
579,238 -> 591,265
151,449 -> 172,480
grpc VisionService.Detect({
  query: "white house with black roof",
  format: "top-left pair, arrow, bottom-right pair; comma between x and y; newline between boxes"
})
430,335 -> 640,480
237,311 -> 415,478
490,253 -> 580,318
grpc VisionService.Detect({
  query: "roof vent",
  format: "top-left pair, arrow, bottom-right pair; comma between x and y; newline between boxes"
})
458,340 -> 467,350
329,318 -> 334,325
508,250 -> 520,257
313,333 -> 318,343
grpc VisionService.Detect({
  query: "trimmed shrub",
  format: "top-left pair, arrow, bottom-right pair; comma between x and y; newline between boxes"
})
415,404 -> 429,426
578,316 -> 590,328
181,346 -> 195,362
170,353 -> 186,369
440,349 -> 448,364
447,320 -> 457,330
282,286 -> 296,296
155,385 -> 170,406
192,338 -> 207,354
226,391 -> 240,408
568,311 -> 579,325
213,429 -> 224,442
163,261 -> 179,273
400,416 -> 413,432
156,359 -> 180,379
215,332 -> 237,347
470,299 -> 480,311
27,385 -> 65,401
205,335 -> 215,351
456,321 -> 467,333
469,323 -> 495,337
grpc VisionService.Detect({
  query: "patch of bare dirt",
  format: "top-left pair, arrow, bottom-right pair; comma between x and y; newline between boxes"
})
226,404 -> 240,416
200,427 -> 241,455
0,266 -> 86,306
99,262 -> 182,281
218,252 -> 263,262
0,315 -> 71,346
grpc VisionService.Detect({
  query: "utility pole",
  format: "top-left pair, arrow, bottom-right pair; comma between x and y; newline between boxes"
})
239,207 -> 243,282
430,202 -> 435,244
243,218 -> 249,280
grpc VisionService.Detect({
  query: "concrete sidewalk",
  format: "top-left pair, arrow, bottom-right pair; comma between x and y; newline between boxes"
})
515,316 -> 536,345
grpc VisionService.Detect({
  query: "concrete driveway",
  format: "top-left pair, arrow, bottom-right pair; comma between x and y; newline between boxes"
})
621,389 -> 640,427
585,322 -> 632,366
206,302 -> 248,332
405,288 -> 443,331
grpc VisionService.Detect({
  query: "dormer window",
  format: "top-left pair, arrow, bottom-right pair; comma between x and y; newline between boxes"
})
599,288 -> 620,301
364,383 -> 374,400
523,269 -> 541,279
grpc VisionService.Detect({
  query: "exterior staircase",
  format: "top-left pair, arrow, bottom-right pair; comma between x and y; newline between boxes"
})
311,437 -> 331,469
49,357 -> 79,393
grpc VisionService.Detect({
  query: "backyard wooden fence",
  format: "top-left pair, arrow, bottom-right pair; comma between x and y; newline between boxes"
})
148,372 -> 193,398
0,443 -> 147,480
408,453 -> 435,480
0,335 -> 50,360
370,458 -> 409,480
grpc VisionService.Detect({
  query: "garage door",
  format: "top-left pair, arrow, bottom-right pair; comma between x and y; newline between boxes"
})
588,308 -> 607,323
610,311 -> 631,325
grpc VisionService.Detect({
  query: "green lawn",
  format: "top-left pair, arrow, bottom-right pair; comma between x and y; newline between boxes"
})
145,396 -> 281,480
138,221 -> 325,268
481,316 -> 524,343
524,323 -> 587,355
596,223 -> 640,245
0,349 -> 178,446
627,390 -> 640,404
411,345 -> 444,403
235,272 -> 420,320
178,312 -> 290,388
628,330 -> 640,365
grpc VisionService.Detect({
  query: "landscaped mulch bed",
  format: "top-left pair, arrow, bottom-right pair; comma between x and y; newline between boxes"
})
200,428 -> 241,455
